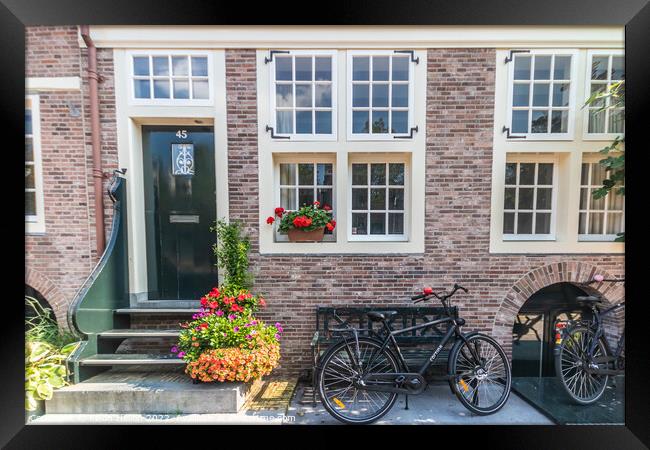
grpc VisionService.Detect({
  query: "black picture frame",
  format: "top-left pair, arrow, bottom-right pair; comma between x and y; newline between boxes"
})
2,0 -> 648,447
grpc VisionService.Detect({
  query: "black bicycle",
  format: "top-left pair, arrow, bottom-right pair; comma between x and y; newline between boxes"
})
554,274 -> 625,405
316,284 -> 512,424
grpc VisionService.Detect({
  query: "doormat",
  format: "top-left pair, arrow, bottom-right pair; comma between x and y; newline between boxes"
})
242,378 -> 298,411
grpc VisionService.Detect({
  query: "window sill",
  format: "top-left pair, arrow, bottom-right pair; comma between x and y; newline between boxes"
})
503,234 -> 556,241
259,239 -> 423,255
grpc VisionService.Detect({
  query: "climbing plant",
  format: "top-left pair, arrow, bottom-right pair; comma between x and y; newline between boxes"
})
210,219 -> 253,289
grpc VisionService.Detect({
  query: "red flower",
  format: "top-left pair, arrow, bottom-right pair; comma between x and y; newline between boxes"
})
292,216 -> 312,228
200,296 -> 208,306
326,222 -> 334,231
266,216 -> 275,224
209,301 -> 219,309
330,220 -> 336,227
210,287 -> 220,297
274,207 -> 285,217
323,204 -> 332,211
313,200 -> 320,207
200,323 -> 209,329
259,298 -> 266,307
237,294 -> 246,301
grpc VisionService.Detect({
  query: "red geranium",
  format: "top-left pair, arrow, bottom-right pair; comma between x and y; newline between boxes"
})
323,204 -> 332,211
266,216 -> 275,224
292,215 -> 313,228
313,200 -> 320,207
274,207 -> 285,217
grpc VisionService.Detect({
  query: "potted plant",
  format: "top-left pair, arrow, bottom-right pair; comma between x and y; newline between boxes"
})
266,201 -> 336,242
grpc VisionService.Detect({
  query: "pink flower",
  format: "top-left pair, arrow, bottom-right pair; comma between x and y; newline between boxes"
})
594,274 -> 605,282
216,309 -> 224,316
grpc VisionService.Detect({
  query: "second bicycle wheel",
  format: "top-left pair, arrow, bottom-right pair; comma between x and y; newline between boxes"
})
317,337 -> 399,425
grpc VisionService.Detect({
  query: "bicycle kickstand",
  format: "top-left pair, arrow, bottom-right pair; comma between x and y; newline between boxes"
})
404,394 -> 409,410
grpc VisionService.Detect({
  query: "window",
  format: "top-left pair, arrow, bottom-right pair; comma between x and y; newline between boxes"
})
131,53 -> 211,102
276,161 -> 335,241
270,51 -> 336,139
507,51 -> 576,138
350,160 -> 407,241
25,95 -> 45,233
348,51 -> 414,139
503,161 -> 556,239
586,52 -> 624,135
578,162 -> 624,240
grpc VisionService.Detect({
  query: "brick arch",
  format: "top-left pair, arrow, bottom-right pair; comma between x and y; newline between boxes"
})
492,262 -> 625,353
25,268 -> 69,329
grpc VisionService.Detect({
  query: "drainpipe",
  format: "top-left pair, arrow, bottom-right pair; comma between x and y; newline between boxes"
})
79,25 -> 106,254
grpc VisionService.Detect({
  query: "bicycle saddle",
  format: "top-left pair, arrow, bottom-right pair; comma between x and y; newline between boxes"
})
367,311 -> 398,322
576,295 -> 603,304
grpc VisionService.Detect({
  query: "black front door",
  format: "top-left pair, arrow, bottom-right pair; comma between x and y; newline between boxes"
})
142,125 -> 217,300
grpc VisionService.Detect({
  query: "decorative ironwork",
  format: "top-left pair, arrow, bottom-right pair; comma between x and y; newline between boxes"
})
394,50 -> 419,64
172,144 -> 195,175
504,49 -> 531,64
265,50 -> 290,64
502,126 -> 527,139
265,125 -> 291,139
394,126 -> 418,139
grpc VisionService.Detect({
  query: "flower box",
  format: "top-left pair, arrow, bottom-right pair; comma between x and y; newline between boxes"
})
287,226 -> 325,242
186,343 -> 280,383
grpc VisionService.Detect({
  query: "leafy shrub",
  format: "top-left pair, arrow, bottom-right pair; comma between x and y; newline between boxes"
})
211,219 -> 253,289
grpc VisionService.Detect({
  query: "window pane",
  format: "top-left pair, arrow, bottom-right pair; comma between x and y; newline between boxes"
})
591,56 -> 608,80
389,163 -> 405,185
552,83 -> 570,106
25,109 -> 32,135
590,83 -> 606,107
517,212 -> 533,234
352,188 -> 368,209
592,194 -> 605,210
353,57 -> 369,81
280,163 -> 295,185
392,84 -> 408,107
518,187 -> 534,209
606,213 -> 623,234
551,110 -> 568,133
372,110 -> 389,133
275,57 -> 293,81
611,56 -> 624,80
276,84 -> 293,107
532,83 -> 549,106
531,110 -> 548,133
372,56 -> 389,81
315,84 -> 331,107
588,110 -> 606,133
153,56 -> 169,75
553,56 -> 572,80
25,138 -> 33,161
317,188 -> 333,210
298,163 -> 314,185
298,188 -> 314,207
280,188 -> 296,210
533,56 -> 551,80
352,164 -> 368,185
580,187 -> 589,209
353,111 -> 369,133
25,191 -> 36,216
519,163 -> 535,185
505,162 -> 517,185
296,111 -> 312,134
535,212 -> 551,234
513,55 -> 531,80
512,84 -> 529,107
370,213 -> 386,234
133,56 -> 149,76
608,191 -> 624,210
592,163 -> 606,186
580,164 -> 589,185
154,80 -> 170,98
512,110 -> 528,133
372,84 -> 389,107
172,56 -> 189,76
353,84 -> 369,107
191,56 -> 208,76
295,84 -> 312,107
503,212 -> 515,234
316,163 -> 333,186
192,80 -> 209,99
370,188 -> 386,210
391,111 -> 408,134
388,188 -> 404,210
25,166 -> 35,189
295,57 -> 312,81
504,188 -> 516,209
392,56 -> 409,81
173,80 -> 189,99
370,164 -> 386,185
315,111 -> 332,134
388,213 -> 404,234
589,212 -> 604,234
537,163 -> 553,185
352,213 -> 368,235
315,57 -> 332,81
536,188 -> 552,209
276,111 -> 293,134
578,212 -> 587,234
134,79 -> 150,98
608,109 -> 624,134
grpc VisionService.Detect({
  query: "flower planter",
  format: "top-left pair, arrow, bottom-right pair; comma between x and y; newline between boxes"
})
287,227 -> 325,242
185,343 -> 280,383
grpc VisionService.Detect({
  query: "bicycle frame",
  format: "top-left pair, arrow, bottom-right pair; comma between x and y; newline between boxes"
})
586,301 -> 625,365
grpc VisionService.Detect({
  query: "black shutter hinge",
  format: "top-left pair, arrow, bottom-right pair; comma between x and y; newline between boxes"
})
265,50 -> 290,64
266,125 -> 290,139
394,50 -> 419,64
394,126 -> 418,139
504,50 -> 530,64
502,126 -> 526,139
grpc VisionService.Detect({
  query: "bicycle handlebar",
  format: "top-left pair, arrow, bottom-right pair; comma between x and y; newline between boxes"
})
411,283 -> 468,303
582,274 -> 625,286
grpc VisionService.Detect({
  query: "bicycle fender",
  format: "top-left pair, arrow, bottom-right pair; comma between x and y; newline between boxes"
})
446,331 -> 483,395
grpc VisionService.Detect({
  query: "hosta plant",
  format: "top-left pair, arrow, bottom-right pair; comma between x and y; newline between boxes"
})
25,341 -> 78,410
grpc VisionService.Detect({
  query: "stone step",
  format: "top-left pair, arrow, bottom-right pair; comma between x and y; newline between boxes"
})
98,329 -> 180,338
46,368 -> 260,414
80,354 -> 184,366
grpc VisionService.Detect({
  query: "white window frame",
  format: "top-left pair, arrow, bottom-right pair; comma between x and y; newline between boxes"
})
505,49 -> 578,141
273,155 -> 337,242
25,95 -> 45,234
127,50 -> 214,106
583,49 -> 625,141
578,156 -> 624,242
502,154 -> 558,241
268,50 -> 338,141
348,154 -> 409,242
346,50 -> 415,141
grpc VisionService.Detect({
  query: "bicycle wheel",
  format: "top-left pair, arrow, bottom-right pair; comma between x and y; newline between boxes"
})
317,337 -> 399,425
555,325 -> 609,405
449,333 -> 512,415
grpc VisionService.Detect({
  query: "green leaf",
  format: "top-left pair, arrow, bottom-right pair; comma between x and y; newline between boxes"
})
27,342 -> 53,363
61,342 -> 80,355
26,391 -> 39,411
615,232 -> 625,242
36,381 -> 54,400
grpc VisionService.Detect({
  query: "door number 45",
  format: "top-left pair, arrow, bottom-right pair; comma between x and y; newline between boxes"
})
176,130 -> 188,139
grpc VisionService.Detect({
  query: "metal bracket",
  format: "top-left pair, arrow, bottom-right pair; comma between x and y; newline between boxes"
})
265,50 -> 290,64
107,168 -> 127,203
394,126 -> 418,139
504,49 -> 530,64
502,126 -> 526,139
394,50 -> 419,64
265,125 -> 291,139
